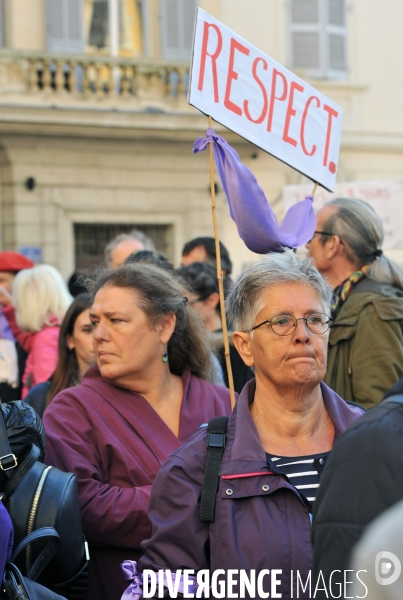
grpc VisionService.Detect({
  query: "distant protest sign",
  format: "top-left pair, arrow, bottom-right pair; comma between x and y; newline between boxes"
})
188,9 -> 343,192
283,180 -> 403,249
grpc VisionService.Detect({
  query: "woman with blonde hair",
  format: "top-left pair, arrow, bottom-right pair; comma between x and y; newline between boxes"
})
24,293 -> 95,418
3,264 -> 72,398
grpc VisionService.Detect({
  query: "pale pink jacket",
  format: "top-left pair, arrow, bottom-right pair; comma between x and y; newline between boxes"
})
3,305 -> 60,398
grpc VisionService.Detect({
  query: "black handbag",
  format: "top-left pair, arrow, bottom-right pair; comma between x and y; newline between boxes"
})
2,527 -> 67,599
0,403 -> 89,600
0,401 -> 45,490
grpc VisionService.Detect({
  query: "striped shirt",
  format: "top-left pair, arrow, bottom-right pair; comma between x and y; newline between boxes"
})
266,451 -> 330,505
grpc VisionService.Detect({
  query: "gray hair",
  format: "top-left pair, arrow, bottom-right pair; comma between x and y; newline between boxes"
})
104,229 -> 155,264
321,198 -> 403,290
226,250 -> 333,332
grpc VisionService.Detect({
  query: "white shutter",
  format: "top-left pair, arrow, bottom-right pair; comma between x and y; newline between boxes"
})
291,0 -> 319,23
328,33 -> 345,70
289,0 -> 347,79
46,0 -> 84,53
292,32 -> 320,69
289,0 -> 323,77
326,0 -> 347,77
161,0 -> 198,61
328,0 -> 345,26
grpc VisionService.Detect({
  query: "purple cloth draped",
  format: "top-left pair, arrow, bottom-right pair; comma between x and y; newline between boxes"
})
121,561 -> 198,599
0,311 -> 15,342
193,129 -> 316,254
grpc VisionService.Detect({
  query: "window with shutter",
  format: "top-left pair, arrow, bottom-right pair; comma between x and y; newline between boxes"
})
161,0 -> 198,61
46,0 -> 84,53
289,0 -> 347,79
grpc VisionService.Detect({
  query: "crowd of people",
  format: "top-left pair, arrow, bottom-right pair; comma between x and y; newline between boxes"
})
1,200 -> 403,599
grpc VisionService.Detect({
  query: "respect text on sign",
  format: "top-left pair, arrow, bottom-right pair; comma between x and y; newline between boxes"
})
188,9 -> 343,192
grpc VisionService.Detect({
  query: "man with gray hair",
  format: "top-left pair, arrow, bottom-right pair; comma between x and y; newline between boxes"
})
105,230 -> 155,268
306,198 -> 403,409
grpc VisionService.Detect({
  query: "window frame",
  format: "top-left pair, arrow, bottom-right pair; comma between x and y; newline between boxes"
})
288,0 -> 348,80
46,0 -> 85,54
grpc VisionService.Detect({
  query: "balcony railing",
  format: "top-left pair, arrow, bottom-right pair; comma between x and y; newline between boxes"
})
0,50 -> 193,111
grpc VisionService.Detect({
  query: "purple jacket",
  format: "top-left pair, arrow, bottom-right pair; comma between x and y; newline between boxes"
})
43,366 -> 232,600
139,380 -> 364,599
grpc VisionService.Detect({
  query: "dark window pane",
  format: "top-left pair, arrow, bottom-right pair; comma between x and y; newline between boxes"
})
89,1 -> 108,48
74,223 -> 173,270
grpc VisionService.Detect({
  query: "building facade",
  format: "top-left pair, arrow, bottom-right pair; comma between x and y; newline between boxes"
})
0,0 -> 402,277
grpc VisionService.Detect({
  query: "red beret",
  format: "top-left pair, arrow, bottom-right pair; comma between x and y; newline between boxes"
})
0,251 -> 35,273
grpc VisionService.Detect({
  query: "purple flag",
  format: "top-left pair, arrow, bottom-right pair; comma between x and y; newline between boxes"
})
193,129 -> 316,254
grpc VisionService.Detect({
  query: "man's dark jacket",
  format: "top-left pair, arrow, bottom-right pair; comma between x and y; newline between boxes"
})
312,392 -> 403,596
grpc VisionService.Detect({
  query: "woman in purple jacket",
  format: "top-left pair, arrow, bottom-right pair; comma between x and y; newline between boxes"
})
134,250 -> 365,599
43,264 -> 232,600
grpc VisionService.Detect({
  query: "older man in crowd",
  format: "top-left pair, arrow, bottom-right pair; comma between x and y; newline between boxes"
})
306,198 -> 403,409
105,230 -> 155,268
181,237 -> 232,275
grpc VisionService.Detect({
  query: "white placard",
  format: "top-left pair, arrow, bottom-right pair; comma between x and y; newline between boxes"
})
283,180 -> 403,249
188,8 -> 343,192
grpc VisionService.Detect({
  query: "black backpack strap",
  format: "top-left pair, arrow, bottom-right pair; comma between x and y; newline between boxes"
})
2,444 -> 40,500
199,416 -> 228,523
10,527 -> 61,581
0,410 -> 18,475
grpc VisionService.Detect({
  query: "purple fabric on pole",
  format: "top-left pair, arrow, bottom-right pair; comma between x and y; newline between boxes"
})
0,501 -> 13,582
193,129 -> 316,254
121,561 -> 199,599
121,561 -> 143,599
0,310 -> 15,342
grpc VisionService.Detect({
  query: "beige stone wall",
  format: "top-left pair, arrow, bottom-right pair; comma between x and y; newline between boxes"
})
0,122 -> 299,279
6,0 -> 45,51
0,132 -> 250,278
2,124 -> 402,279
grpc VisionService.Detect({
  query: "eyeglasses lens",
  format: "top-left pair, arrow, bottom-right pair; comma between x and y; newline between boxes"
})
271,315 -> 296,335
306,314 -> 329,334
270,313 -> 330,336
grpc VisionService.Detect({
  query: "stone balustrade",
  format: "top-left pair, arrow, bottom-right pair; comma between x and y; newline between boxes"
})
0,50 -> 192,111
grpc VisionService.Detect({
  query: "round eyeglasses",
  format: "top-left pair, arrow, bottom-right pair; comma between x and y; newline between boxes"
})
250,313 -> 332,336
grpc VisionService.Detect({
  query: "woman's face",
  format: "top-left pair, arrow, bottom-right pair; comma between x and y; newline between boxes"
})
66,309 -> 95,378
234,282 -> 329,391
90,285 -> 175,388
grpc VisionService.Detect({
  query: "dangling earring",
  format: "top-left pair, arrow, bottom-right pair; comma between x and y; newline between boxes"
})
162,347 -> 168,364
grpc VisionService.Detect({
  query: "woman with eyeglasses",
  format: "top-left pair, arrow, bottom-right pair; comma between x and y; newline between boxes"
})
127,251 -> 365,600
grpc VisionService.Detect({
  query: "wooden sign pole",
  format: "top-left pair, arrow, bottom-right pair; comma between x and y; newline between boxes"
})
311,182 -> 319,196
207,115 -> 236,410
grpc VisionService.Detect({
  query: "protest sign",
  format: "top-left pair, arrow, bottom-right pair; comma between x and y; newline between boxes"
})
283,180 -> 403,249
188,8 -> 343,192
